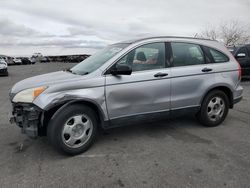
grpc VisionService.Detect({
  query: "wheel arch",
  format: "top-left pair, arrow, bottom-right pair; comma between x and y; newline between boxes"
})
39,99 -> 106,136
201,86 -> 234,109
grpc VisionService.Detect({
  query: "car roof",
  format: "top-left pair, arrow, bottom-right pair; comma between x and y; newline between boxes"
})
113,36 -> 232,58
120,36 -> 216,44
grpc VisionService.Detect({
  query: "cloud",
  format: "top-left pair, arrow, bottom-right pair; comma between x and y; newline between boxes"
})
22,39 -> 107,49
0,0 -> 249,55
67,27 -> 96,37
0,18 -> 63,39
0,18 -> 37,37
0,37 -> 107,48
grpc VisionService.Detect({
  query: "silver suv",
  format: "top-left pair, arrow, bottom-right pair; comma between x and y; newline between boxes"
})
9,37 -> 243,155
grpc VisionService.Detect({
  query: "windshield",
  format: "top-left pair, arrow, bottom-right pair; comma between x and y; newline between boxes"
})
70,43 -> 129,75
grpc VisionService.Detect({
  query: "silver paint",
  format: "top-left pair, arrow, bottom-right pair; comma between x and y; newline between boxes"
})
10,36 -> 243,125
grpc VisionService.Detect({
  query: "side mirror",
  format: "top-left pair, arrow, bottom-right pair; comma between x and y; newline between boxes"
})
236,53 -> 246,58
110,64 -> 132,75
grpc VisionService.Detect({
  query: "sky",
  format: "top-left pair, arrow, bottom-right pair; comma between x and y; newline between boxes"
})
0,0 -> 249,56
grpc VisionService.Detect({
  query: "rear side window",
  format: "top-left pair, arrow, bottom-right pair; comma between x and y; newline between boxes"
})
171,42 -> 205,67
209,48 -> 229,63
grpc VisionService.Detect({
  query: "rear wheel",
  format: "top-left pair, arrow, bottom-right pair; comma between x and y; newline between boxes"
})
197,90 -> 229,127
47,104 -> 98,155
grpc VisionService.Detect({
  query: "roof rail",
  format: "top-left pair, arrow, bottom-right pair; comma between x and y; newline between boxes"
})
122,36 -> 217,44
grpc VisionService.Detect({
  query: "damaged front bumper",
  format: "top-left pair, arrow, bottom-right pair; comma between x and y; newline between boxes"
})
9,103 -> 42,138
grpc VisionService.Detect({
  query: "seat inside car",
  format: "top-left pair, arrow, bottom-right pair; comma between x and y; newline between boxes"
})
136,51 -> 147,62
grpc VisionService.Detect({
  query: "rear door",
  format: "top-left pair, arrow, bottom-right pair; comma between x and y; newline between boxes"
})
105,42 -> 171,122
170,42 -> 215,110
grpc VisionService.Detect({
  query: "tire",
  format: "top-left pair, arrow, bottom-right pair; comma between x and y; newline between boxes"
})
197,90 -> 229,127
47,104 -> 98,155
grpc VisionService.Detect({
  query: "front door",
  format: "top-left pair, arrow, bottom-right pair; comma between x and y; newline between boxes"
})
105,42 -> 171,123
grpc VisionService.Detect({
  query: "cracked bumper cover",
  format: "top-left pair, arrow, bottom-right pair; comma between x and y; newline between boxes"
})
10,103 -> 42,138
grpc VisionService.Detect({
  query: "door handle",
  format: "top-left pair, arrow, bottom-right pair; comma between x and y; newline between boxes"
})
154,72 -> 168,77
202,68 -> 213,72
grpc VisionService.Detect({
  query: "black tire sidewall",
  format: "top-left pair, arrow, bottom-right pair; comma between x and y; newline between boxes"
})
199,90 -> 229,127
48,104 -> 98,155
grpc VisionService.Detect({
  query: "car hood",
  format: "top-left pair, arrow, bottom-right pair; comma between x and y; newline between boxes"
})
11,71 -> 82,94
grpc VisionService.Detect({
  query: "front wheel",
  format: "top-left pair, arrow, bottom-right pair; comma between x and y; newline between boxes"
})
47,104 -> 98,155
197,90 -> 229,127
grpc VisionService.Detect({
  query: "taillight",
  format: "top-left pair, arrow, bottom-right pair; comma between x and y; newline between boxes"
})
236,60 -> 242,80
233,56 -> 242,80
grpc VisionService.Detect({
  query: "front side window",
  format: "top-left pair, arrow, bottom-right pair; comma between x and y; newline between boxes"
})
115,42 -> 166,72
209,48 -> 229,63
171,42 -> 205,67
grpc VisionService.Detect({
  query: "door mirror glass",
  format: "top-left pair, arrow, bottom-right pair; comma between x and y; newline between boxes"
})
236,53 -> 246,58
110,64 -> 132,75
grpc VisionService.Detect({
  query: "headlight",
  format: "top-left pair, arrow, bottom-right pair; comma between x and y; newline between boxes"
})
13,86 -> 47,103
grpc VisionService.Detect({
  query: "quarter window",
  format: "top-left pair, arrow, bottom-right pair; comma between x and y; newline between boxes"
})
171,42 -> 205,67
209,48 -> 229,63
115,42 -> 166,72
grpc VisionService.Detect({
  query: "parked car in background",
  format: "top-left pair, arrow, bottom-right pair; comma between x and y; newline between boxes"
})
40,57 -> 50,63
228,44 -> 250,77
21,57 -> 32,65
0,58 -> 8,76
31,53 -> 44,63
0,55 -> 14,65
5,57 -> 15,65
30,57 -> 36,64
9,36 -> 243,155
13,57 -> 22,65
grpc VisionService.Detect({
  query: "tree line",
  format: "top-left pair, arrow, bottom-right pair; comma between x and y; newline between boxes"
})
195,20 -> 250,46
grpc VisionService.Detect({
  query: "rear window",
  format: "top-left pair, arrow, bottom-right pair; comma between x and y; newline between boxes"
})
209,48 -> 229,63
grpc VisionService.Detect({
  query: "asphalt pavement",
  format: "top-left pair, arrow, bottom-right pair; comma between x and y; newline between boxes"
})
0,63 -> 250,188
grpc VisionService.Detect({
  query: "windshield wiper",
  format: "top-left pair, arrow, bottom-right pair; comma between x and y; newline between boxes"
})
80,72 -> 89,75
64,68 -> 77,74
64,68 -> 89,76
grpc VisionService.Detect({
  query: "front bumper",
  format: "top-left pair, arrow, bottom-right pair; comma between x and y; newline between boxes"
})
10,103 -> 42,138
233,85 -> 243,105
233,96 -> 243,105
